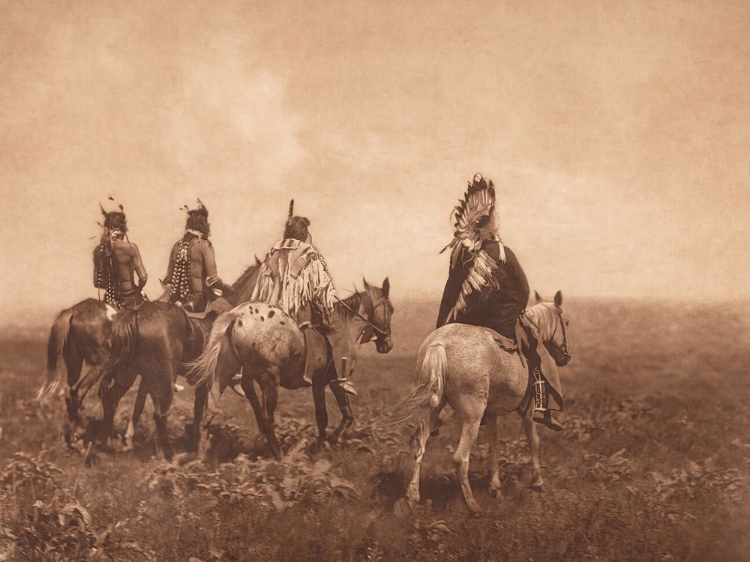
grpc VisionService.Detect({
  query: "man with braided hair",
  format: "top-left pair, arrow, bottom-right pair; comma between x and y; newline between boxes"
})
251,209 -> 354,391
437,174 -> 564,431
93,202 -> 148,309
163,201 -> 231,313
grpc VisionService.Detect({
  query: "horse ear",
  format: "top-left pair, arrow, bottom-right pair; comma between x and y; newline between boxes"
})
534,290 -> 543,303
554,290 -> 563,307
363,277 -> 371,291
382,277 -> 390,298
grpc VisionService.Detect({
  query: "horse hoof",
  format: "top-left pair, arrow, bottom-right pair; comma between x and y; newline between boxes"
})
489,487 -> 501,499
393,497 -> 414,518
530,478 -> 544,491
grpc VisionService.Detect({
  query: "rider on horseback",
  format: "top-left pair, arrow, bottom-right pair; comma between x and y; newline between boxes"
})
436,174 -> 564,431
163,200 -> 231,313
93,200 -> 148,309
251,202 -> 354,392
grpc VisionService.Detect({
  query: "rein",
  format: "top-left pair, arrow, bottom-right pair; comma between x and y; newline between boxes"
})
335,293 -> 390,340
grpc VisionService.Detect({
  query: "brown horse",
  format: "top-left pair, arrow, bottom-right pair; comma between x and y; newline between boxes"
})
186,278 -> 394,458
37,298 -> 118,443
100,261 -> 263,459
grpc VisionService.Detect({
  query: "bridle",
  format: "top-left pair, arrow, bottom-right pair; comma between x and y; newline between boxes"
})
549,308 -> 571,362
522,304 -> 570,362
335,290 -> 392,345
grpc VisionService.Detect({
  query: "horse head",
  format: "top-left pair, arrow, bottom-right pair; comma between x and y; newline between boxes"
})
530,290 -> 571,367
362,277 -> 394,354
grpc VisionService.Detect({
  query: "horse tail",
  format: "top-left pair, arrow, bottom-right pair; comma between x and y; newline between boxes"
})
38,307 -> 75,400
185,312 -> 240,388
109,308 -> 138,370
420,343 -> 447,409
384,343 -> 449,427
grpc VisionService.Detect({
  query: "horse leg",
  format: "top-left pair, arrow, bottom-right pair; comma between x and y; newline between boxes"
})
241,374 -> 282,460
186,383 -> 209,453
311,378 -> 329,452
455,420 -> 482,514
151,375 -> 175,461
405,416 -> 430,506
486,414 -> 502,497
522,414 -> 544,489
405,396 -> 447,505
124,379 -> 148,451
327,378 -> 354,445
99,365 -> 136,448
63,346 -> 84,443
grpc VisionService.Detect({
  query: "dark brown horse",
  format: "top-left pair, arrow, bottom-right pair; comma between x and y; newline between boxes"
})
186,278 -> 394,458
38,298 -> 118,443
100,261 -> 263,459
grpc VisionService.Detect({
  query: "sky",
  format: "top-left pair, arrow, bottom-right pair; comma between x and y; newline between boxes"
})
1,0 -> 749,324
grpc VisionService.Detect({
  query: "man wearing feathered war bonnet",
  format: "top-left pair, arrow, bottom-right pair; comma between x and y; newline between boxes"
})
437,174 -> 564,431
251,203 -> 353,390
163,200 -> 231,313
93,199 -> 148,309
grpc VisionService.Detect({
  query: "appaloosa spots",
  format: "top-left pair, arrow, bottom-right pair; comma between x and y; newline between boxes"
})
268,310 -> 275,318
260,316 -> 265,322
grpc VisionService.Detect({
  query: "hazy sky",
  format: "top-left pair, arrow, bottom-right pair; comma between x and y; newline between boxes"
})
2,0 -> 749,322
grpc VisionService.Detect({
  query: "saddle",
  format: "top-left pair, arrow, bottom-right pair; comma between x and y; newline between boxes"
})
478,326 -> 526,368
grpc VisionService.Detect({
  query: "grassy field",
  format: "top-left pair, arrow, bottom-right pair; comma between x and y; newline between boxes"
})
1,297 -> 749,561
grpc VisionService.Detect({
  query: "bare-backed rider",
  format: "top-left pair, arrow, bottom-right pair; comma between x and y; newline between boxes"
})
93,201 -> 147,309
163,200 -> 231,313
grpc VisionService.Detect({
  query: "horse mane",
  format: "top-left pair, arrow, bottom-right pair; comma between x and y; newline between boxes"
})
524,302 -> 558,339
231,259 -> 262,291
335,292 -> 363,321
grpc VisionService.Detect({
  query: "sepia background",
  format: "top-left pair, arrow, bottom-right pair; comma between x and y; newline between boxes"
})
2,0 -> 750,324
1,1 -> 749,561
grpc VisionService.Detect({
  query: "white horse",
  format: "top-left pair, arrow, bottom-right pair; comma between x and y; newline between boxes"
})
403,291 -> 571,514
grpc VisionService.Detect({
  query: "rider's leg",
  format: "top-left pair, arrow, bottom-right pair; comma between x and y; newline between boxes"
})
521,325 -> 564,432
326,310 -> 356,394
301,327 -> 316,386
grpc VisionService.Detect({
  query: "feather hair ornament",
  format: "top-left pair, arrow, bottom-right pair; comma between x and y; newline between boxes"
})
440,173 -> 506,325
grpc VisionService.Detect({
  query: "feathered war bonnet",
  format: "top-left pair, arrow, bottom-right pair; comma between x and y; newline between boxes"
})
441,174 -> 502,268
98,197 -> 128,236
439,174 -> 506,324
181,199 -> 210,237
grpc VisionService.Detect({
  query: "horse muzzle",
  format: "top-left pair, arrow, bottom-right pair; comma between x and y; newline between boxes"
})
555,353 -> 571,367
376,336 -> 393,354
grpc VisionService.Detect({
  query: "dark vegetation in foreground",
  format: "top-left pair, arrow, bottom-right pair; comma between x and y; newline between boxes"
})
1,298 -> 749,561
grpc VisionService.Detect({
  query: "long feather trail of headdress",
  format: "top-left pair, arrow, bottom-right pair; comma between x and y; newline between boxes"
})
440,174 -> 504,325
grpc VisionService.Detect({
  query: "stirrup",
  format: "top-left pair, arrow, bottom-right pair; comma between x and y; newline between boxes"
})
334,378 -> 358,396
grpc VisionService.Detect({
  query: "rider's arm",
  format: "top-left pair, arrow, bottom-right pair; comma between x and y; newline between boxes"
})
436,246 -> 472,328
199,240 -> 230,294
93,247 -> 100,287
128,243 -> 148,288
504,247 -> 530,310
164,242 -> 177,286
